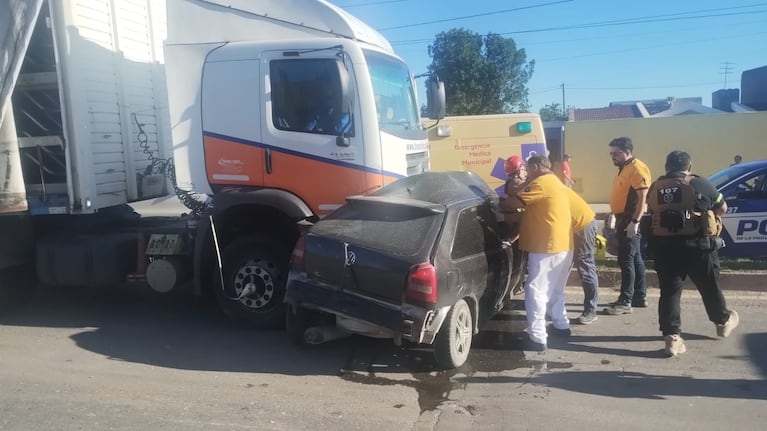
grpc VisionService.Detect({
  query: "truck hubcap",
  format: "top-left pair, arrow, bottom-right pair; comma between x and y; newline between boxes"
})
233,259 -> 279,309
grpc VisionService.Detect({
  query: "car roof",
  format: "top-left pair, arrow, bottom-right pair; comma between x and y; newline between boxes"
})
731,160 -> 767,169
367,171 -> 497,208
710,159 -> 767,189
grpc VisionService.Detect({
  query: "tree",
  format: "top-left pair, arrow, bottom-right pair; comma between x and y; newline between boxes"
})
428,28 -> 534,115
539,103 -> 569,121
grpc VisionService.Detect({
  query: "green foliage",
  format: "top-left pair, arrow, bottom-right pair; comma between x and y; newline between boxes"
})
428,28 -> 534,115
539,102 -> 569,121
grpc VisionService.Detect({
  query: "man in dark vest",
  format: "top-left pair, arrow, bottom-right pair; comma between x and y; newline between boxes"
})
647,150 -> 739,357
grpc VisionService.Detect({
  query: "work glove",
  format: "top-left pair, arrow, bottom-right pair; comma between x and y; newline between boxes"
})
625,221 -> 639,239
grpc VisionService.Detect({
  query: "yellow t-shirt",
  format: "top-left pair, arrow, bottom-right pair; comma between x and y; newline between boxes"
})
610,158 -> 651,214
517,173 -> 572,253
566,187 -> 595,233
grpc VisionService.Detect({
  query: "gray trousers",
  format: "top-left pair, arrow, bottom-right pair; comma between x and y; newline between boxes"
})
574,220 -> 600,313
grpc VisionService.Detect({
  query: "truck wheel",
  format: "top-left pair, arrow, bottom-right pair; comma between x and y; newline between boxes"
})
0,265 -> 36,313
214,235 -> 291,329
433,298 -> 473,369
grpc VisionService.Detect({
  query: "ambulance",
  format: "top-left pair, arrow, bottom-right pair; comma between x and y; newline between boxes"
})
428,114 -> 547,196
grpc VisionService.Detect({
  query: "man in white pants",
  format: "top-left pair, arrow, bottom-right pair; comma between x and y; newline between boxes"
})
503,155 -> 573,351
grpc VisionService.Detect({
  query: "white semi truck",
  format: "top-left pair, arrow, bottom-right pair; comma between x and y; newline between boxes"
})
0,0 -> 444,326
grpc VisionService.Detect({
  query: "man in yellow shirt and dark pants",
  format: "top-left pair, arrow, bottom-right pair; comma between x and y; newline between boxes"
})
503,155 -> 573,351
604,137 -> 651,315
565,188 -> 600,325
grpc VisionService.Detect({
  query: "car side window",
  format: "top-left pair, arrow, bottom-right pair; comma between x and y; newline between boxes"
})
270,59 -> 353,136
451,204 -> 501,260
731,171 -> 767,199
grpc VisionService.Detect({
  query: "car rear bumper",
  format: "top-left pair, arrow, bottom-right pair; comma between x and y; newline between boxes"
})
285,274 -> 449,344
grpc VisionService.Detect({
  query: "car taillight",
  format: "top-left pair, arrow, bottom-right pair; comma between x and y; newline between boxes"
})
406,263 -> 437,303
290,235 -> 305,271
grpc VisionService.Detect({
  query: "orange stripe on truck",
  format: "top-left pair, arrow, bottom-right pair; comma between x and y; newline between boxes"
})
203,133 -> 398,216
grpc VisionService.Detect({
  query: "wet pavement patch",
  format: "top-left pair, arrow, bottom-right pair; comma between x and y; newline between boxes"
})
338,330 -> 573,413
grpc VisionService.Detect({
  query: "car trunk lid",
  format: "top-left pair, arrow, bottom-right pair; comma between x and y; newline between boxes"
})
303,196 -> 444,303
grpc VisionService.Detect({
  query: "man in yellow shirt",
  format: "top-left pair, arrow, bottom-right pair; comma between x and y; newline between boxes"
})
604,137 -> 651,315
503,155 -> 572,351
566,187 -> 600,325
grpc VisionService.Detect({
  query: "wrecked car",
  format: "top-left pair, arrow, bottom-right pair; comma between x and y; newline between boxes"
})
284,171 -> 524,369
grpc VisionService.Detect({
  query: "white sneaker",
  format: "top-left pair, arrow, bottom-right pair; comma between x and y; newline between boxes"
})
716,310 -> 739,338
664,334 -> 686,357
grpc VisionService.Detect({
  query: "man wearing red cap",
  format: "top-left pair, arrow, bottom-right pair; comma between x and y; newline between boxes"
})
504,155 -> 528,196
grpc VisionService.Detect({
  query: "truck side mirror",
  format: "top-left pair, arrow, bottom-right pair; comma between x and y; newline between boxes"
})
335,59 -> 352,147
426,78 -> 446,120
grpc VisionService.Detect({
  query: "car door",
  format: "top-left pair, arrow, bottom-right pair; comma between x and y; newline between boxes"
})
449,203 -> 511,319
719,168 -> 767,257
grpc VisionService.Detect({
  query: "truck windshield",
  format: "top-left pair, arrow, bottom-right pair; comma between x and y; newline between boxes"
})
364,50 -> 420,135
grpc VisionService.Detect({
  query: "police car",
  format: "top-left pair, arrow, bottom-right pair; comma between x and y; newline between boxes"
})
709,160 -> 767,258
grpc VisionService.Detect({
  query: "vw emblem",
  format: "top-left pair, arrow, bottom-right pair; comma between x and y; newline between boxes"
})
346,250 -> 356,266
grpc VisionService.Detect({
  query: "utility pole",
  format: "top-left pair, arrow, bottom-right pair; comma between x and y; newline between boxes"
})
720,62 -> 735,88
560,83 -> 566,118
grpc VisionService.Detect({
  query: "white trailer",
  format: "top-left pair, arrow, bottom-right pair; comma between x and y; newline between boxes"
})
0,0 -> 179,302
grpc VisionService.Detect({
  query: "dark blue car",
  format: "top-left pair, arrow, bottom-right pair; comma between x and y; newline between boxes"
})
284,172 -> 523,369
709,160 -> 767,258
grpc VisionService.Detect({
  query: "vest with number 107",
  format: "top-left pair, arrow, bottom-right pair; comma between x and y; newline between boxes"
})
648,175 -> 703,237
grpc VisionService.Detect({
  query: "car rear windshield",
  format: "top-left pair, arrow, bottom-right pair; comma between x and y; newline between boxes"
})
312,201 -> 443,256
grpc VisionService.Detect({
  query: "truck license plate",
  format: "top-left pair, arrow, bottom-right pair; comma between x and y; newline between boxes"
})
146,234 -> 183,255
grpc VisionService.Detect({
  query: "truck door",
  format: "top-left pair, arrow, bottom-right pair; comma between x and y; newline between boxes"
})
261,52 -> 367,217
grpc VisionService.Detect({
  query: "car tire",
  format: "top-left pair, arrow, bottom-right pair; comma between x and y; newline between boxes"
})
213,234 -> 291,329
433,298 -> 473,369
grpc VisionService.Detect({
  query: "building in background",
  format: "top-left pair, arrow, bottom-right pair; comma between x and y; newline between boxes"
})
712,89 -> 740,112
740,65 -> 767,111
569,96 -> 726,121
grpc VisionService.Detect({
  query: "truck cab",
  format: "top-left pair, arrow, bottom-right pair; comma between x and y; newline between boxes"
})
165,0 -> 444,327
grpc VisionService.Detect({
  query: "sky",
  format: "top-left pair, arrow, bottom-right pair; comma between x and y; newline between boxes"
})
328,0 -> 767,113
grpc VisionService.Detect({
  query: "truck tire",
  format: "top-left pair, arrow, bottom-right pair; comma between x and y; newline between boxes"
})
0,265 -> 36,313
433,298 -> 473,369
214,234 -> 291,328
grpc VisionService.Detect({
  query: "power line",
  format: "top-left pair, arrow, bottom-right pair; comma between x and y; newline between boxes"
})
521,19 -> 766,47
378,0 -> 574,31
537,30 -> 767,62
529,86 -> 561,95
389,3 -> 767,45
562,81 -> 722,91
338,0 -> 407,8
507,4 -> 767,35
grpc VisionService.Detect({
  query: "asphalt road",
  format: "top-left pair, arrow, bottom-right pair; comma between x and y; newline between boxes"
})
1,284 -> 765,431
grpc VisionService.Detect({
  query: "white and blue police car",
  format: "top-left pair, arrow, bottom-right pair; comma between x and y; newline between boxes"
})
709,160 -> 767,258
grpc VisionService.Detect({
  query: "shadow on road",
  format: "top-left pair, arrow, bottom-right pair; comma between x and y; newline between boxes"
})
0,286 -> 537,376
474,368 -> 767,400
3,287 -> 765,408
0,287 -> 553,412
